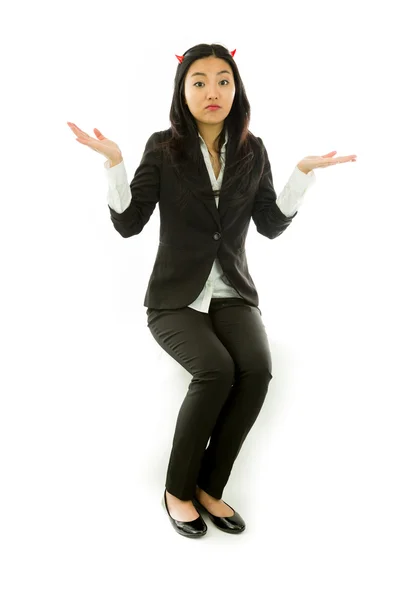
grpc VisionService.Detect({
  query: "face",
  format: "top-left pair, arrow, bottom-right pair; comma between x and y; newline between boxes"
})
183,56 -> 236,130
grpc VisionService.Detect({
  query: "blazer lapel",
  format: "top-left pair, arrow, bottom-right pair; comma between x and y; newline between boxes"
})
189,136 -> 233,228
217,139 -> 234,223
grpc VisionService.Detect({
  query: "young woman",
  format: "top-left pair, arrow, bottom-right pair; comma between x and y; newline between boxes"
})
67,43 -> 356,539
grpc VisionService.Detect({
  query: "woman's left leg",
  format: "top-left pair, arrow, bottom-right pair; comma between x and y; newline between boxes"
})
196,298 -> 273,500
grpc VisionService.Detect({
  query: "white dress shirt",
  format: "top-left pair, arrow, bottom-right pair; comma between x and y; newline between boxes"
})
104,131 -> 316,313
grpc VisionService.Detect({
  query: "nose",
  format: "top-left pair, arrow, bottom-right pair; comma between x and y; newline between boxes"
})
205,84 -> 219,99
207,90 -> 219,100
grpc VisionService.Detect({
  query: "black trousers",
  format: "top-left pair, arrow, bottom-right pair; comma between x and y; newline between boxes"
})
146,297 -> 273,501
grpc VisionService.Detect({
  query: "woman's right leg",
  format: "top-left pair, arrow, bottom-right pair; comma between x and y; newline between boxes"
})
146,306 -> 235,520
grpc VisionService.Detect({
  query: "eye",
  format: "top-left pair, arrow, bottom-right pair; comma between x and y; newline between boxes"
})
194,80 -> 230,87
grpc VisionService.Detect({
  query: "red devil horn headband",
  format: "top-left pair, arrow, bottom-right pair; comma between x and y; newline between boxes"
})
175,49 -> 236,64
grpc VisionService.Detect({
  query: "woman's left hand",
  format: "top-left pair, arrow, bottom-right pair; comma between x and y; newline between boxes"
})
297,151 -> 357,174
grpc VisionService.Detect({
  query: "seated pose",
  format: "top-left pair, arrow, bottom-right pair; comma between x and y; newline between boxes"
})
67,42 -> 356,539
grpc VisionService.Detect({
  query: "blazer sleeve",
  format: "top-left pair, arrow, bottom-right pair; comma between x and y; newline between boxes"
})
108,131 -> 161,238
251,137 -> 298,239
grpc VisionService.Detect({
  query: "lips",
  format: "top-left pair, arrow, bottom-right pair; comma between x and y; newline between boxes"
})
206,105 -> 221,109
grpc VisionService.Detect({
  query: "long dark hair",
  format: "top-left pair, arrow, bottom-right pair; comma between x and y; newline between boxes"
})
153,43 -> 265,210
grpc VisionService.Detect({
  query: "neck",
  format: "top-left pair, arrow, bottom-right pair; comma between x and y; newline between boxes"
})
196,122 -> 224,152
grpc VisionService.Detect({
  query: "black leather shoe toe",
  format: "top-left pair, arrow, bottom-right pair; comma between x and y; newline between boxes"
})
192,496 -> 246,534
162,490 -> 207,538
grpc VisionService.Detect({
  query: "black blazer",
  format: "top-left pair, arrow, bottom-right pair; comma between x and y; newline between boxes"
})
108,128 -> 298,310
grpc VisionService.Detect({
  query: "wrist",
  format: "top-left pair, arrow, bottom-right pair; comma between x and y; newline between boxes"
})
110,155 -> 123,168
297,163 -> 310,174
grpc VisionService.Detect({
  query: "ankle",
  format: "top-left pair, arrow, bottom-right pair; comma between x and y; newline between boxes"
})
196,486 -> 218,502
166,490 -> 191,504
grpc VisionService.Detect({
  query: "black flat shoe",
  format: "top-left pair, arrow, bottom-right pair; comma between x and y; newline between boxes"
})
162,489 -> 207,538
192,495 -> 246,534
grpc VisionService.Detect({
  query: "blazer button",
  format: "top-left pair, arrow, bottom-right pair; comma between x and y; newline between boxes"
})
213,232 -> 221,241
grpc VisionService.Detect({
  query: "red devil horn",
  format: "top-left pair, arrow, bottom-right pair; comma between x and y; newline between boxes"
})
230,49 -> 236,57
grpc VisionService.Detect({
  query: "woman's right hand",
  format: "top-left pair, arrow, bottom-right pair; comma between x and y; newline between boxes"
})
67,122 -> 122,162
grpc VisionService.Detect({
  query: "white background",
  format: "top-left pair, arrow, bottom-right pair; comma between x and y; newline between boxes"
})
1,0 -> 399,598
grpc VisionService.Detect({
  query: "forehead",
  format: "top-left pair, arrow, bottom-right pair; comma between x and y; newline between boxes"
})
186,56 -> 233,77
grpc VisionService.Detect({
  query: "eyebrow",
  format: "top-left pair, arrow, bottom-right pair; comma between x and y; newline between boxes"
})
190,70 -> 232,77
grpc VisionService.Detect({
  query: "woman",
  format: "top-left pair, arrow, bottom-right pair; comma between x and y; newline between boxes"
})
67,43 -> 356,539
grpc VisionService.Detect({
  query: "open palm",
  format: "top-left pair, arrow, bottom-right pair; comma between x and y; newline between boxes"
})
298,150 -> 357,173
67,122 -> 122,161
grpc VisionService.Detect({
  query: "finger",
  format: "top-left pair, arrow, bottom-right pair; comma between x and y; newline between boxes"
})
68,122 -> 90,138
329,154 -> 357,161
321,151 -> 337,157
93,128 -> 105,139
68,122 -> 81,132
328,158 -> 356,166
